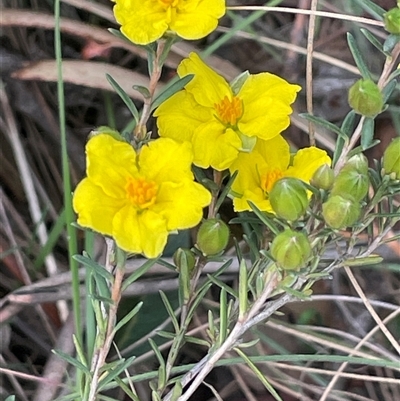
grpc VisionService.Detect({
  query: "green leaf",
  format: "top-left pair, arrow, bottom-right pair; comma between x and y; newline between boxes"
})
382,79 -> 397,103
219,288 -> 228,345
383,34 -> 400,54
340,110 -> 356,137
114,377 -> 140,401
235,348 -> 283,401
5,396 -> 16,401
151,74 -> 194,111
122,258 -> 159,291
248,201 -> 281,235
106,74 -> 139,123
206,274 -> 238,298
98,356 -> 136,390
74,254 -> 114,283
114,302 -> 144,333
133,85 -> 151,99
52,349 -> 90,375
353,0 -> 385,19
347,33 -> 372,80
215,170 -> 238,214
361,117 -> 375,150
300,113 -> 346,139
360,28 -> 387,55
158,291 -> 180,333
238,259 -> 248,320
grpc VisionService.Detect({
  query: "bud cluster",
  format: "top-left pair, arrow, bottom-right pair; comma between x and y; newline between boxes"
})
321,154 -> 370,229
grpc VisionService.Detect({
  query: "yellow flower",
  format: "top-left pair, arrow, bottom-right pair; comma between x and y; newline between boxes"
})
113,0 -> 226,45
229,135 -> 331,212
73,134 -> 211,258
155,53 -> 301,171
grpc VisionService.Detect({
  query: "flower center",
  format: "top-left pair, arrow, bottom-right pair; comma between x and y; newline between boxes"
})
125,176 -> 158,209
158,0 -> 179,8
261,169 -> 284,194
214,95 -> 243,126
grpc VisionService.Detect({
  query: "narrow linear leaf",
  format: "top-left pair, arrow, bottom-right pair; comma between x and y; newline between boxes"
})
159,291 -> 180,333
215,170 -> 238,213
151,74 -> 194,111
248,201 -> 280,235
122,258 -> 159,291
360,29 -> 387,55
361,117 -> 375,150
235,348 -> 283,401
206,274 -> 238,298
52,349 -> 90,375
238,259 -> 248,319
347,33 -> 372,80
98,356 -> 136,390
106,73 -> 139,122
114,377 -> 140,401
382,79 -> 397,103
300,113 -> 347,138
353,0 -> 385,19
219,288 -> 228,345
114,302 -> 144,333
74,254 -> 114,283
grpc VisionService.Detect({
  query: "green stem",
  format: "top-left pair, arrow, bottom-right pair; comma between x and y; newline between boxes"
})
54,0 -> 81,342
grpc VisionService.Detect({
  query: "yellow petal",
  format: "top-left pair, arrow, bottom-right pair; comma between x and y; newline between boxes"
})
153,180 -> 211,230
114,0 -> 167,45
254,135 -> 290,171
170,0 -> 225,40
73,178 -> 125,236
233,188 -> 271,213
86,134 -> 138,198
238,73 -> 301,139
286,147 -> 331,182
192,125 -> 241,170
139,138 -> 194,183
229,150 -> 265,195
178,52 -> 231,107
155,91 -> 212,142
113,205 -> 168,258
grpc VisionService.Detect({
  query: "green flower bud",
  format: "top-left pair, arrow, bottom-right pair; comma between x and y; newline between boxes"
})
311,164 -> 334,190
384,8 -> 400,34
382,137 -> 400,180
269,178 -> 309,221
196,218 -> 229,256
322,195 -> 361,229
348,79 -> 384,117
342,153 -> 369,174
173,248 -> 196,273
331,168 -> 369,201
270,230 -> 312,271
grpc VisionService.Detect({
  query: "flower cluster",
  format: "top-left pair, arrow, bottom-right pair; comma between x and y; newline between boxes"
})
229,135 -> 331,213
113,0 -> 226,45
73,134 -> 211,258
155,53 -> 301,170
73,5 -> 331,258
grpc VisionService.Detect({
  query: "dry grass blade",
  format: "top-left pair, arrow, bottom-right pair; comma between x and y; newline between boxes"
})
12,60 -> 153,99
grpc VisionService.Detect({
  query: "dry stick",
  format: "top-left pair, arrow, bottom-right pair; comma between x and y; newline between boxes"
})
319,307 -> 400,401
306,0 -> 318,146
344,266 -> 400,355
0,354 -> 29,401
227,6 -> 384,27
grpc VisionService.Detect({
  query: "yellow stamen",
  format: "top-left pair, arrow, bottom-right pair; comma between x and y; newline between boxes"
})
214,95 -> 243,126
158,0 -> 179,8
125,177 -> 158,209
261,169 -> 283,194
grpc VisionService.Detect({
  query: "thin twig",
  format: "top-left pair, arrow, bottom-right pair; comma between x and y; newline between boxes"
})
306,0 -> 318,146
